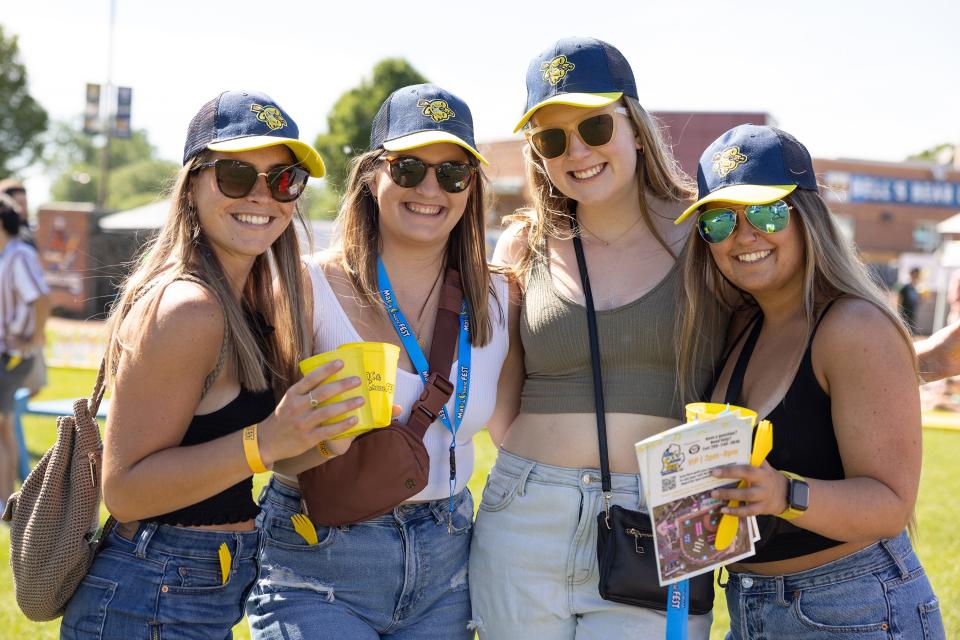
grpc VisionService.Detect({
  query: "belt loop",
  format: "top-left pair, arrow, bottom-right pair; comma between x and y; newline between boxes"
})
635,474 -> 646,510
879,536 -> 910,579
776,576 -> 789,606
135,521 -> 159,558
515,460 -> 535,497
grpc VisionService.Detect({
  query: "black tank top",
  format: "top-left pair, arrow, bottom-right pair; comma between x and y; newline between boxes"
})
718,300 -> 844,562
147,312 -> 278,527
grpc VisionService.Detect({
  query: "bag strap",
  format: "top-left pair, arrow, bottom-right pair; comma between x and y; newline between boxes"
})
404,268 -> 463,439
569,212 -> 614,525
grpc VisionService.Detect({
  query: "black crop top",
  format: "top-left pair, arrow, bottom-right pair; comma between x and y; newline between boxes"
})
147,311 -> 277,527
718,300 -> 844,563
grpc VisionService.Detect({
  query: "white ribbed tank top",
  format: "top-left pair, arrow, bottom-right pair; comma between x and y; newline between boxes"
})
305,257 -> 509,501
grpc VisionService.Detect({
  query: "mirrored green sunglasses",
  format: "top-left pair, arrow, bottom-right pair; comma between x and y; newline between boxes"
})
696,200 -> 791,244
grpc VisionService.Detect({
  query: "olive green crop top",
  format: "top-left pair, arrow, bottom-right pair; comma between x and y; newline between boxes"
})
519,243 -> 723,419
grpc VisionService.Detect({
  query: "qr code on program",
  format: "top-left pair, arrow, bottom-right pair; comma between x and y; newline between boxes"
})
661,476 -> 676,492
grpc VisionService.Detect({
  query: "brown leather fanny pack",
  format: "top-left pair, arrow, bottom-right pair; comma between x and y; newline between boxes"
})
297,269 -> 463,526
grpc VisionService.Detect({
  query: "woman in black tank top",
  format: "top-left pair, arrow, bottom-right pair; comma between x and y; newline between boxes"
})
675,125 -> 944,639
61,92 -> 365,640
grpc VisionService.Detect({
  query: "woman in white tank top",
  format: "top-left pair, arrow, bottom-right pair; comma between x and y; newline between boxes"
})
245,84 -> 513,639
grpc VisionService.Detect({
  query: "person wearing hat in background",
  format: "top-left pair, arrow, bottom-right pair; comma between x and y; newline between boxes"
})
0,178 -> 48,398
0,192 -> 48,513
675,124 -> 944,638
469,37 -> 721,638
60,90 -> 364,640
245,83 -> 510,640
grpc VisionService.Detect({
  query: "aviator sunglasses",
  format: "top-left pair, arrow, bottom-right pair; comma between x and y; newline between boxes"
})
525,107 -> 629,160
192,159 -> 309,202
696,200 -> 791,244
382,155 -> 476,194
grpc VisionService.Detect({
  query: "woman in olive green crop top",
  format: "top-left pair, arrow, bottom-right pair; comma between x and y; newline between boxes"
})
468,37 -> 721,640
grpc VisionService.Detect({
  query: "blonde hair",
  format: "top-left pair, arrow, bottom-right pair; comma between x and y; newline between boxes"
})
105,151 -> 309,396
331,148 -> 498,346
676,189 -> 917,403
504,96 -> 695,286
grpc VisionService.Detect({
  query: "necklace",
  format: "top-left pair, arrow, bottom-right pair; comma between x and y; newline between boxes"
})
576,215 -> 643,246
410,266 -> 445,349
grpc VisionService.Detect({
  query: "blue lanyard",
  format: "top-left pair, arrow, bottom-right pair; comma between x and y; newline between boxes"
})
376,257 -> 471,527
666,580 -> 689,640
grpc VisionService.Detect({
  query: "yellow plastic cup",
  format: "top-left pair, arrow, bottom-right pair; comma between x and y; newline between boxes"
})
684,402 -> 758,427
339,342 -> 400,428
299,347 -> 373,440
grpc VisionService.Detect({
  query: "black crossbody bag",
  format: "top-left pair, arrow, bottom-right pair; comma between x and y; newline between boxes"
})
571,215 -> 714,615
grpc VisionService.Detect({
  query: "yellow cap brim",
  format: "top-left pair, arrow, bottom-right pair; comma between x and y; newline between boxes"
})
674,184 -> 798,224
513,92 -> 623,133
382,130 -> 489,165
207,136 -> 326,178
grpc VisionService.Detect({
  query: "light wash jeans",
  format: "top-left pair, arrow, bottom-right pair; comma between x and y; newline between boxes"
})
725,531 -> 945,639
61,521 -> 262,640
246,477 -> 474,640
469,449 -> 712,639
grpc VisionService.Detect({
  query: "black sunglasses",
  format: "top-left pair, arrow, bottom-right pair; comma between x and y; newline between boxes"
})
192,159 -> 309,203
382,155 -> 476,194
525,107 -> 629,160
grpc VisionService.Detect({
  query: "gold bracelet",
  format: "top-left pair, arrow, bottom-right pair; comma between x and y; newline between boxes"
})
317,440 -> 335,459
242,424 -> 268,474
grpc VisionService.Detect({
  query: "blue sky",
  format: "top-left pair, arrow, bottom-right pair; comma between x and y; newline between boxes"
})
5,0 -> 959,200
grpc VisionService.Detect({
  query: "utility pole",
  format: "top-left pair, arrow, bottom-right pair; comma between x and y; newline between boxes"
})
96,0 -> 116,210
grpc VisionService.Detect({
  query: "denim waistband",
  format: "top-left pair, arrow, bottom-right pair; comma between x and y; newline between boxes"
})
728,531 -> 917,593
120,521 -> 261,561
262,475 -> 470,525
494,448 -> 643,495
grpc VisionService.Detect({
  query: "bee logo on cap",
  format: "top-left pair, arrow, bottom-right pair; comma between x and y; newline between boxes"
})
541,55 -> 575,86
417,99 -> 455,123
712,146 -> 748,178
250,104 -> 287,131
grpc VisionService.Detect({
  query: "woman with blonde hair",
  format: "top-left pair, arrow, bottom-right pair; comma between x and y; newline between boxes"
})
61,90 -> 362,639
247,84 -> 510,639
469,37 -> 722,638
676,124 -> 944,639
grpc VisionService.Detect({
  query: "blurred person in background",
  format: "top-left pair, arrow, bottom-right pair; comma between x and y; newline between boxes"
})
0,179 -> 46,397
0,192 -> 49,507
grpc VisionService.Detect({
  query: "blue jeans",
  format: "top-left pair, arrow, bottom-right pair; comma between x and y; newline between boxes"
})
469,449 -> 712,639
724,531 -> 945,639
60,521 -> 262,640
246,477 -> 474,639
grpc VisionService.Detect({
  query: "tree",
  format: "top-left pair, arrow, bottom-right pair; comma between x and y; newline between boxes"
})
47,122 -> 177,210
314,58 -> 428,192
907,143 -> 955,165
0,25 -> 49,176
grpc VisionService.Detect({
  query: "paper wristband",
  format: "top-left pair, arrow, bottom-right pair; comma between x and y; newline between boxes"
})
242,424 -> 268,474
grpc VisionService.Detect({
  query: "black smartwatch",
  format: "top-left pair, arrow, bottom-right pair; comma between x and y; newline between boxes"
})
778,471 -> 809,520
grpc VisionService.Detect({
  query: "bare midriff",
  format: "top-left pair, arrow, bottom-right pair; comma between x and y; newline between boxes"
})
182,520 -> 257,532
729,539 -> 874,576
501,411 -> 679,473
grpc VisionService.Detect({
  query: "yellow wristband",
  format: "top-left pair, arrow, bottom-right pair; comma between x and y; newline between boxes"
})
317,440 -> 335,459
242,424 -> 268,474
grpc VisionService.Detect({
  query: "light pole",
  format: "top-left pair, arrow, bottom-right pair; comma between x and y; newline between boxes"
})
96,0 -> 117,210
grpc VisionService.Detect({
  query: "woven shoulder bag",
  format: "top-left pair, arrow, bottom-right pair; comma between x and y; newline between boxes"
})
1,364 -> 114,621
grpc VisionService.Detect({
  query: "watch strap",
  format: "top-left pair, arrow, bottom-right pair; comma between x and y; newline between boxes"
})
778,470 -> 808,520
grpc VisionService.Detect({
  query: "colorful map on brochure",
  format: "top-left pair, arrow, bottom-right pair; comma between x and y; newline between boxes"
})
636,411 -> 760,586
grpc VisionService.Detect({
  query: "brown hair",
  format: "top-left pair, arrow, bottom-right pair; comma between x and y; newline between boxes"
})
676,189 -> 918,403
331,148 -> 498,346
504,96 -> 695,286
105,150 -> 309,396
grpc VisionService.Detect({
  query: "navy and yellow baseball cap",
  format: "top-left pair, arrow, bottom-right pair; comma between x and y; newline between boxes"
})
675,124 -> 819,224
514,37 -> 638,133
182,90 -> 325,178
370,84 -> 488,165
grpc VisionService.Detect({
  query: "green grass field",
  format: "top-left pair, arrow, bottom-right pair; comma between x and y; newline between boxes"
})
3,368 -> 957,639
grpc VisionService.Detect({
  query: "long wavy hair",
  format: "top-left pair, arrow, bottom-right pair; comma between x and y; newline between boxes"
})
105,150 -> 309,397
331,147 -> 498,346
676,189 -> 918,404
503,96 -> 695,287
